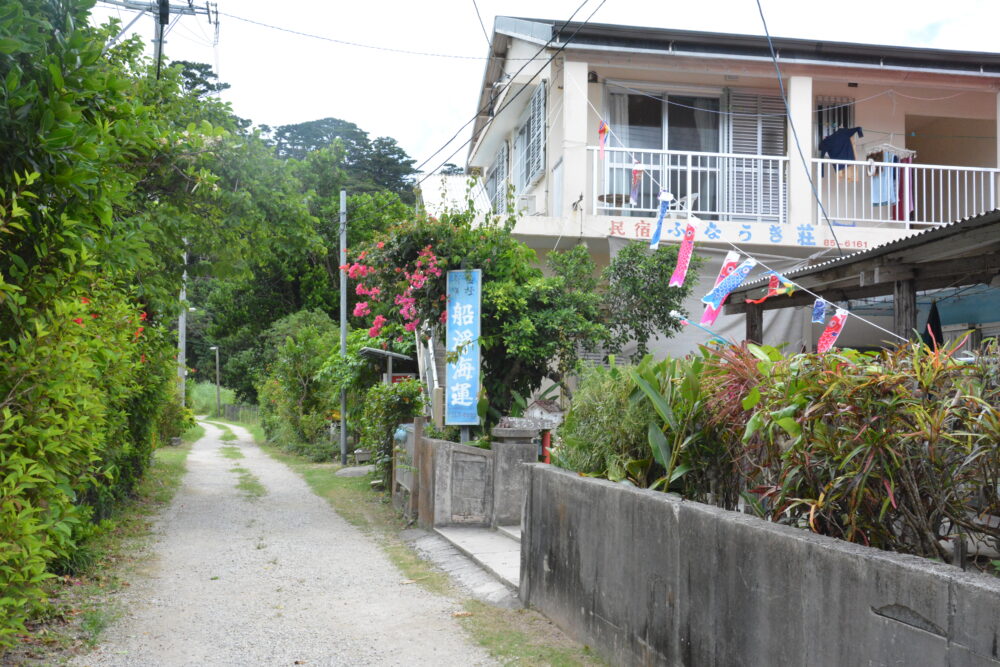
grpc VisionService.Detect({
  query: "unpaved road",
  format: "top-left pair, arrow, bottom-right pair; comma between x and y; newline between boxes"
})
73,422 -> 496,666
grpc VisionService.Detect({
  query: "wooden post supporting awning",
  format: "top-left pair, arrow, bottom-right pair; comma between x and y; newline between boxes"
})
723,210 -> 1000,346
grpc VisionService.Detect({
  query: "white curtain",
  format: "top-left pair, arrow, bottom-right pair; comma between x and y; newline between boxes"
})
608,92 -> 629,148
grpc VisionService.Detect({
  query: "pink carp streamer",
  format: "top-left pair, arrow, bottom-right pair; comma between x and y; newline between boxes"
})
817,308 -> 849,353
668,221 -> 698,287
700,251 -> 740,325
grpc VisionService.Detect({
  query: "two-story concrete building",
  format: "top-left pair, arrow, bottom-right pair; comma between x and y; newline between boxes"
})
464,17 -> 1000,355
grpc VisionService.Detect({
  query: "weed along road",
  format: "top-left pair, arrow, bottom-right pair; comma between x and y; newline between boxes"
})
73,421 -> 496,666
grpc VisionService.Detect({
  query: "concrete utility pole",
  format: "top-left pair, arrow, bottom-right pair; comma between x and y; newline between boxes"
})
210,346 -> 221,417
339,190 -> 348,465
100,0 -> 219,77
177,249 -> 187,406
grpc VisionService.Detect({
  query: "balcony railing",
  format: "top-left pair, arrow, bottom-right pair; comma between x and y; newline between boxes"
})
591,147 -> 788,223
812,158 -> 1000,229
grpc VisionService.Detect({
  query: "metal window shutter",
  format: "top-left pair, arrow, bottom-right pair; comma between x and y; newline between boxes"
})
527,81 -> 546,184
490,140 -> 509,213
728,93 -> 786,220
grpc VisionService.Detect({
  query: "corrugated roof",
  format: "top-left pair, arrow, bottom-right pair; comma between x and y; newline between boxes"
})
737,210 -> 1000,290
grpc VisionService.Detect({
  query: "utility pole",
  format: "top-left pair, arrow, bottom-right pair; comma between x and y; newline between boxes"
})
339,191 -> 348,465
210,346 -> 221,417
99,1 -> 219,77
177,249 -> 188,406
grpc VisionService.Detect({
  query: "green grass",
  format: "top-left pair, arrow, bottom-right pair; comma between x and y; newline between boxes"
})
220,430 -> 237,441
230,466 -> 266,499
182,422 -> 205,444
252,432 -> 602,665
4,441 -> 194,663
189,380 -> 237,417
220,445 -> 244,459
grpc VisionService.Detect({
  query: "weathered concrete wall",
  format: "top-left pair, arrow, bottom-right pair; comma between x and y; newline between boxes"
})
432,441 -> 494,526
520,464 -> 1000,667
491,427 -> 538,527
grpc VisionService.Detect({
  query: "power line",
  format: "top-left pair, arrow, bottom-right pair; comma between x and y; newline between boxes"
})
417,0 -> 609,185
754,0 -> 844,258
218,11 -> 535,61
470,0 -> 492,52
413,0 -> 600,178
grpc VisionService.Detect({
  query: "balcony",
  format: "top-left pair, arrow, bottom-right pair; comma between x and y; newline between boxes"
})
591,147 -> 787,223
811,157 -> 999,229
589,147 -> 1000,230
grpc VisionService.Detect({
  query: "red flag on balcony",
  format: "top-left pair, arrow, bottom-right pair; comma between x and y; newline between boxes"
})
597,120 -> 609,160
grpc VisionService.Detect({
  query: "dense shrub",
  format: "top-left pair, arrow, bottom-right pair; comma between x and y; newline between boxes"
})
550,363 -> 653,483
0,287 -> 180,640
257,311 -> 340,461
554,340 -> 1000,565
358,379 -> 424,486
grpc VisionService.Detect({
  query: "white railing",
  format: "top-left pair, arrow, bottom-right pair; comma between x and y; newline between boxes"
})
590,147 -> 788,223
812,158 -> 1000,229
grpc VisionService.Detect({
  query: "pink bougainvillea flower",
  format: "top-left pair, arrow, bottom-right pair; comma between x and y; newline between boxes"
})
376,241 -> 385,249
404,320 -> 418,332
352,301 -> 371,317
359,250 -> 367,260
439,309 -> 448,323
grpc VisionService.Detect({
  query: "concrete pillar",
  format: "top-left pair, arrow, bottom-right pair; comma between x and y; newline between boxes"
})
491,427 -> 539,527
561,60 -> 589,220
786,76 -> 815,227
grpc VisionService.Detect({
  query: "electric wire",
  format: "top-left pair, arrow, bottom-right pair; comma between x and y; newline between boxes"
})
415,0 -> 608,184
470,0 -> 493,52
570,77 -> 907,343
754,0 -> 844,258
218,11 -> 535,61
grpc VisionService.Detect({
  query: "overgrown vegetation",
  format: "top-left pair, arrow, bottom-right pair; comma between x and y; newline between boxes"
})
358,379 -> 425,486
0,440 -> 192,663
554,339 -> 1000,567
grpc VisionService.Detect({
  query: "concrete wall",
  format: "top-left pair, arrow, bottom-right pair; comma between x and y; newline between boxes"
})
521,464 -> 1000,667
405,425 -> 538,529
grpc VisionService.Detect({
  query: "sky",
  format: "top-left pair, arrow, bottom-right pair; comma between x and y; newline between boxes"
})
88,0 -> 1000,175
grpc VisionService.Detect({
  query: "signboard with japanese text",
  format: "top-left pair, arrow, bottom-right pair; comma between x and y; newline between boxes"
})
606,217 -> 911,252
445,269 -> 482,426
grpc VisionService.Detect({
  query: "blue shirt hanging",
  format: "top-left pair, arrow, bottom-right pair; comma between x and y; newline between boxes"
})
818,127 -> 864,174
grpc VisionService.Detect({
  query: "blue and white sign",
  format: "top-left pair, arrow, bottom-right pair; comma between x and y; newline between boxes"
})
445,269 -> 482,426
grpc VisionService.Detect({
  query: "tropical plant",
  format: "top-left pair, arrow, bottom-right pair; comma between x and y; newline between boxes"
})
550,362 -> 653,483
555,338 -> 1000,566
358,379 -> 425,486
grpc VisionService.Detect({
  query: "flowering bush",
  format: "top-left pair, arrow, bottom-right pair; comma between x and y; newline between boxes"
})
342,208 -> 613,424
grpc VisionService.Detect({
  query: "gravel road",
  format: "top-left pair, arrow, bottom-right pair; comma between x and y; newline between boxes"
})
72,421 -> 496,666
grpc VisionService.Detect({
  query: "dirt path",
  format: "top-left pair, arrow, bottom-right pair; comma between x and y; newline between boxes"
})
73,422 -> 496,666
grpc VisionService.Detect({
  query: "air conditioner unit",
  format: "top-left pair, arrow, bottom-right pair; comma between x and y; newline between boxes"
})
517,194 -> 540,215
